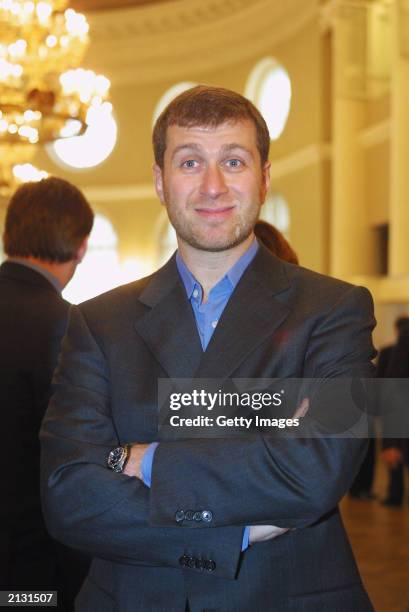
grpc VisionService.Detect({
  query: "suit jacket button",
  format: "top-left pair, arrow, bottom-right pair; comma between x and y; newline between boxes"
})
201,510 -> 213,523
204,559 -> 216,572
195,558 -> 204,570
185,510 -> 194,521
187,556 -> 196,568
179,554 -> 189,567
175,510 -> 185,522
193,511 -> 202,522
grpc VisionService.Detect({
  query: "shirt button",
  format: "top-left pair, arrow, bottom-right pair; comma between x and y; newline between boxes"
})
201,510 -> 213,523
211,320 -> 218,328
192,289 -> 199,298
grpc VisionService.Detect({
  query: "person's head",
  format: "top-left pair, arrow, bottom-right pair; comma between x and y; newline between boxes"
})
254,220 -> 299,265
3,176 -> 93,264
152,85 -> 271,253
395,316 -> 409,334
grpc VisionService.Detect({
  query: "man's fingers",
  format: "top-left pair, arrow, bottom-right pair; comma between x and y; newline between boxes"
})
293,397 -> 309,419
249,525 -> 289,544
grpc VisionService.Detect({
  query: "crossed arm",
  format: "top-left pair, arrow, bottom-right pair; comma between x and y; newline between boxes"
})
40,285 -> 375,578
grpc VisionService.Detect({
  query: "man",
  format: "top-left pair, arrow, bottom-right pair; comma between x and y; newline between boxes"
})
41,87 -> 375,611
381,317 -> 409,506
347,315 -> 408,502
0,177 -> 93,609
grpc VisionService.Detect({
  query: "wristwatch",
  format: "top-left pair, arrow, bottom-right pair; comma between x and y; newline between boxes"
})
107,445 -> 130,473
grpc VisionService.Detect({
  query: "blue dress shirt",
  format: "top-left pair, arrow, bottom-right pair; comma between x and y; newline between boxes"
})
141,240 -> 259,551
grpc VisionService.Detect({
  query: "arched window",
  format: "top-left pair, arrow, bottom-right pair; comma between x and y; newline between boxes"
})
260,194 -> 290,238
245,58 -> 292,140
152,82 -> 197,126
63,214 -> 120,303
47,102 -> 117,170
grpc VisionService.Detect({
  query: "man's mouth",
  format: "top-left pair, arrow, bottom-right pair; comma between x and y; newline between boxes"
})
194,205 -> 235,220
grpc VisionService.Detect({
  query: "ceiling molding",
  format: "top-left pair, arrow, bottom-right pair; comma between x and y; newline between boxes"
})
270,143 -> 332,179
83,0 -> 319,86
71,0 -> 176,12
345,275 -> 409,304
83,183 -> 156,202
358,120 -> 390,148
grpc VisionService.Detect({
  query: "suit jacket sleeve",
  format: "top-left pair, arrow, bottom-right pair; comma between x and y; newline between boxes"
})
149,285 -> 376,529
40,305 -> 243,580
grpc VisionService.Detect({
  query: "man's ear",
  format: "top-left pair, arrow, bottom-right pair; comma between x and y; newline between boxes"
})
76,236 -> 89,263
153,164 -> 165,205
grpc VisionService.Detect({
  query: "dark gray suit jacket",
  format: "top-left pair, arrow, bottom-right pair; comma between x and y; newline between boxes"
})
0,262 -> 89,607
41,246 -> 376,612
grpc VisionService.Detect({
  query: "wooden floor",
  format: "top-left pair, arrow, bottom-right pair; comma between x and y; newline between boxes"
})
340,465 -> 409,612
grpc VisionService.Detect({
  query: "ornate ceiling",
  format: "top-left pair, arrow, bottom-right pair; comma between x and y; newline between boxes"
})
68,0 -> 319,87
71,0 -> 176,11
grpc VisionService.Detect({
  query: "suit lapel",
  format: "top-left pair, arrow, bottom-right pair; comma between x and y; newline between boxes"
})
134,247 -> 292,382
195,246 -> 292,380
134,256 -> 202,379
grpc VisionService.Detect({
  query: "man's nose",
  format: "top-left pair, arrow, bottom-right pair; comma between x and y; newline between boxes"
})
199,164 -> 228,200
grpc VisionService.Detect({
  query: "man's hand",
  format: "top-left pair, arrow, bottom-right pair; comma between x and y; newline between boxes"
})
293,397 -> 309,419
249,525 -> 289,544
381,447 -> 403,469
123,443 -> 150,479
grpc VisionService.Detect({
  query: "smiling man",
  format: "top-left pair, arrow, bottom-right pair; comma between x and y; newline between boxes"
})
155,122 -> 267,251
41,86 -> 376,611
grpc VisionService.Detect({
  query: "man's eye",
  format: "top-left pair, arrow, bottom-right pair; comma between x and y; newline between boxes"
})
182,160 -> 198,168
226,159 -> 242,168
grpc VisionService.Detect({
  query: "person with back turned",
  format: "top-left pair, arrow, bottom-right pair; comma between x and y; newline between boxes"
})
254,219 -> 299,265
41,86 -> 375,611
381,316 -> 409,506
0,177 -> 94,610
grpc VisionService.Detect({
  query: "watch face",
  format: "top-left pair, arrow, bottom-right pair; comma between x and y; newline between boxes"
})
108,447 -> 125,470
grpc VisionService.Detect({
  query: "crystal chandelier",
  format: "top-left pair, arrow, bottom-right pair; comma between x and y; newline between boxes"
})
0,0 -> 111,189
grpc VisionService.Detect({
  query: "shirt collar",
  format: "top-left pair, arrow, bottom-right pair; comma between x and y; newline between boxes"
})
7,257 -> 63,293
176,238 -> 259,300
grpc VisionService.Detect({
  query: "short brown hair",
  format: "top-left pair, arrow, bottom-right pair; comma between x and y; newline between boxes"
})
3,177 -> 94,263
254,220 -> 299,265
153,85 -> 270,168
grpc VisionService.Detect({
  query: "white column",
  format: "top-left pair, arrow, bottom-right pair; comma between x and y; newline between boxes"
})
330,1 -> 379,279
389,0 -> 409,276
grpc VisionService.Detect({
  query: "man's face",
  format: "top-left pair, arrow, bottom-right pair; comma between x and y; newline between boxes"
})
154,120 -> 270,252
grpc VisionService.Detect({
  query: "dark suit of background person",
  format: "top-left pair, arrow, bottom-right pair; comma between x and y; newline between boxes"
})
350,316 -> 409,504
382,323 -> 409,505
0,177 -> 93,610
376,344 -> 399,504
40,244 -> 376,612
